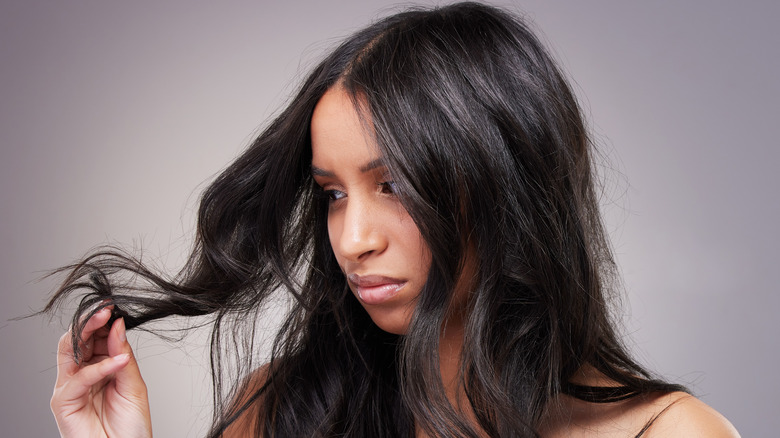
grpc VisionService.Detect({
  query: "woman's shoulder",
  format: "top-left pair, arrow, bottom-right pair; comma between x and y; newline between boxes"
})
541,390 -> 739,438
219,364 -> 272,438
640,391 -> 740,437
540,366 -> 739,438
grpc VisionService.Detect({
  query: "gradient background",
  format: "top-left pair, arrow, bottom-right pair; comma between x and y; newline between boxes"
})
1,1 -> 777,436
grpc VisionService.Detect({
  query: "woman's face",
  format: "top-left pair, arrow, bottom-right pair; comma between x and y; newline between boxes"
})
310,86 -> 431,335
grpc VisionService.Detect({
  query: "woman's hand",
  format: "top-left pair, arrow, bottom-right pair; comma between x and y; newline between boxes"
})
52,307 -> 152,438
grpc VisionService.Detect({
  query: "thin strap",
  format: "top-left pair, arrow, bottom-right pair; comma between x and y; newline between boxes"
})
633,395 -> 684,438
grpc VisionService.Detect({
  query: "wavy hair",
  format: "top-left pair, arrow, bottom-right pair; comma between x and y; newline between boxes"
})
46,3 -> 684,437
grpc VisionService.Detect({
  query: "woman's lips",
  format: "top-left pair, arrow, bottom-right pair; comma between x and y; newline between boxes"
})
347,274 -> 407,305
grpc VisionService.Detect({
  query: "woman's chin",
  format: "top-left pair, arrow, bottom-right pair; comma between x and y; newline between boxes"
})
363,307 -> 413,335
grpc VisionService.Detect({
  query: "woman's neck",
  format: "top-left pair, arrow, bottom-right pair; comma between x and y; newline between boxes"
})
439,317 -> 465,404
423,317 -> 486,437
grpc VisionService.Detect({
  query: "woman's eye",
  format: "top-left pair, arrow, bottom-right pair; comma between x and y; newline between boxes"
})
326,190 -> 347,202
379,181 -> 398,195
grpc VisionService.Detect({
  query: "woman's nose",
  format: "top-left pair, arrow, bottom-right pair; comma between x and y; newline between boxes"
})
335,199 -> 387,262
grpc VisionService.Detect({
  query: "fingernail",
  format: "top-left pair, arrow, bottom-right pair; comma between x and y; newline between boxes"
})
117,318 -> 127,342
113,353 -> 130,362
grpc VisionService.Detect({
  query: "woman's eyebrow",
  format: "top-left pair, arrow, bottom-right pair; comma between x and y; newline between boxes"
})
359,158 -> 385,173
310,158 -> 386,177
310,165 -> 333,177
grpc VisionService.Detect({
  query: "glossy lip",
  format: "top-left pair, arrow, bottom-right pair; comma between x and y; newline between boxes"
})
347,273 -> 407,305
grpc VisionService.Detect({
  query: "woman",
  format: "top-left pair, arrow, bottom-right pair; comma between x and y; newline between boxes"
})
48,3 -> 738,437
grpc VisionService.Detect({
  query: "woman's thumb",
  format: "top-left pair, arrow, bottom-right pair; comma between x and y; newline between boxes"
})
107,318 -> 148,397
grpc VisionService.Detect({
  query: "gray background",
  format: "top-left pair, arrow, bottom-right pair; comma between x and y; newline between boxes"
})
2,0 -> 777,436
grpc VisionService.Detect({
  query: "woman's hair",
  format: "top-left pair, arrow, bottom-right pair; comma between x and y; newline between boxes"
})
46,2 -> 684,437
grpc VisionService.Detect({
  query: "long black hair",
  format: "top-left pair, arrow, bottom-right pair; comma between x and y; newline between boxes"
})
46,3 -> 684,437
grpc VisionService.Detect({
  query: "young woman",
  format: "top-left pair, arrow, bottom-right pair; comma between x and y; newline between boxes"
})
48,3 -> 739,437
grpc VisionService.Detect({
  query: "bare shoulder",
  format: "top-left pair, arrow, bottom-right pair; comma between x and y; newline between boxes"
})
220,364 -> 272,438
539,389 -> 739,438
643,392 -> 740,437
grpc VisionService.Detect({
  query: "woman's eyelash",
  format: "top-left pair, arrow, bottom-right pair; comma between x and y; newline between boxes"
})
313,186 -> 346,202
325,189 -> 346,202
379,181 -> 398,194
313,181 -> 397,202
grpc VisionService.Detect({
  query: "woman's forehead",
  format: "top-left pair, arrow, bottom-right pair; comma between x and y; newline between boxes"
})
310,87 -> 382,168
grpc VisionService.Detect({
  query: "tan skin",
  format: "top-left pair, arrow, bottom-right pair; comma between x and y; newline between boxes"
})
52,86 -> 739,437
52,307 -> 151,438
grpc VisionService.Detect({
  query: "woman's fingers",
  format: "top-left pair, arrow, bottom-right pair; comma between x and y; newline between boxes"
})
106,317 -> 148,397
52,312 -> 152,438
52,317 -> 147,412
56,307 -> 113,381
52,353 -> 131,412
